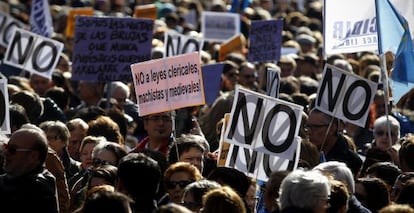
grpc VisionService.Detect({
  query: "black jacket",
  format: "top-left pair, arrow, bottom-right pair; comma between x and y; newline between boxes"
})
0,167 -> 58,213
325,134 -> 363,175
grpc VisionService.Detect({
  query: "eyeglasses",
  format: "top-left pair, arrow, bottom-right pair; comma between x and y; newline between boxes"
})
92,158 -> 113,167
165,180 -> 194,189
374,130 -> 396,137
145,115 -> 172,123
3,143 -> 33,155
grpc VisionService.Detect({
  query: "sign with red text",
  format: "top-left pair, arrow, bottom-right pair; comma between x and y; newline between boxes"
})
131,52 -> 205,116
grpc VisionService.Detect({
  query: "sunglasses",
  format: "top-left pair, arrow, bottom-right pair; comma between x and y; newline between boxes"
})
3,143 -> 33,155
165,180 -> 194,189
374,130 -> 396,137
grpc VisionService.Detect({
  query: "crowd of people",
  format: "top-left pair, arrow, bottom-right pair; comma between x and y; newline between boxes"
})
1,0 -> 414,212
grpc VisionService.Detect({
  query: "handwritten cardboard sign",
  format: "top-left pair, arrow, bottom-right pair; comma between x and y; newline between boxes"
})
72,16 -> 153,82
131,52 -> 205,116
248,19 -> 283,62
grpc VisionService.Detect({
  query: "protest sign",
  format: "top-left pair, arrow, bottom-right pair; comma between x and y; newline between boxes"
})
218,113 -> 231,167
222,87 -> 302,180
281,47 -> 298,56
65,7 -> 94,38
324,0 -> 377,55
226,145 -> 260,176
72,16 -> 153,82
30,0 -> 53,38
201,63 -> 224,105
0,12 -> 28,47
3,28 -> 63,79
324,0 -> 414,55
164,30 -> 204,57
183,9 -> 198,29
134,4 -> 157,20
248,19 -> 283,62
225,87 -> 303,150
131,52 -> 205,116
218,34 -> 245,61
0,74 -> 10,134
266,67 -> 280,98
316,64 -> 377,127
225,139 -> 300,181
201,11 -> 240,43
255,146 -> 300,181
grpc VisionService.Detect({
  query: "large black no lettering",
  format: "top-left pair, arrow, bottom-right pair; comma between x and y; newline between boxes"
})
227,92 -> 263,145
317,68 -> 346,112
7,31 -> 34,64
262,104 -> 296,153
0,89 -> 5,126
2,21 -> 20,45
181,38 -> 199,54
32,40 -> 58,72
342,80 -> 371,120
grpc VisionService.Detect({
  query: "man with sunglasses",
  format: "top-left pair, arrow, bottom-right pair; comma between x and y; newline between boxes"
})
0,128 -> 58,212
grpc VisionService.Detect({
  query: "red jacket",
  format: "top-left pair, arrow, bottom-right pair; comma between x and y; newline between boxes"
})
130,136 -> 170,156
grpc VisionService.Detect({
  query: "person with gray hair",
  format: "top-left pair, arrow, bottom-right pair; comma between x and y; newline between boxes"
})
373,115 -> 400,148
333,59 -> 353,73
40,120 -> 81,180
106,81 -> 140,123
313,161 -> 371,213
372,115 -> 401,165
279,169 -> 330,213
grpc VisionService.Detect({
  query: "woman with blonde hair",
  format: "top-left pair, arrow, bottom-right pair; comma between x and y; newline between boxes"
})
201,186 -> 247,213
